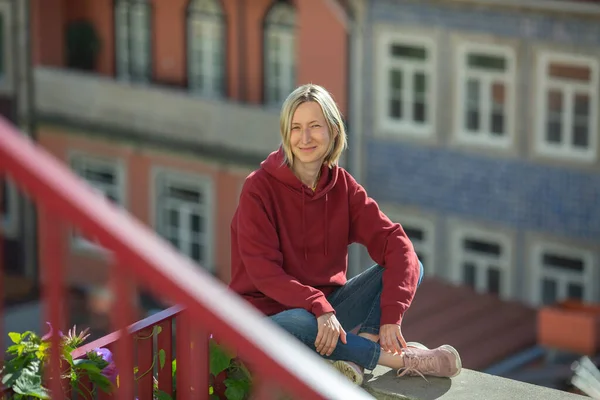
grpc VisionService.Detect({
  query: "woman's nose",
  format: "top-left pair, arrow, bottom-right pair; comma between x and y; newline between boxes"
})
302,128 -> 311,143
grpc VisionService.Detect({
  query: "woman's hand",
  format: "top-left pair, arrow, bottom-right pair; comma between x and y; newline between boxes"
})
315,312 -> 347,356
379,324 -> 407,354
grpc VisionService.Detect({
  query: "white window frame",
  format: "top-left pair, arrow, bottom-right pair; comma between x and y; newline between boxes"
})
530,242 -> 596,306
187,0 -> 226,98
385,210 -> 436,277
115,0 -> 152,83
153,169 -> 214,273
535,51 -> 599,162
455,42 -> 516,149
0,1 -> 14,94
69,153 -> 127,253
375,29 -> 437,138
1,178 -> 19,239
450,225 -> 514,299
263,1 -> 296,108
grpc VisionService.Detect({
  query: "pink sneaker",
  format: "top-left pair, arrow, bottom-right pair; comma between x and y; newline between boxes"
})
332,360 -> 364,385
398,344 -> 462,379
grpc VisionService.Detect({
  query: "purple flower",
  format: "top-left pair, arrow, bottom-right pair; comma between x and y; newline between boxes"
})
41,322 -> 64,341
94,348 -> 118,383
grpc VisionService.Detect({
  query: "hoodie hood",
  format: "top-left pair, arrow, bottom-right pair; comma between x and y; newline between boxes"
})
260,147 -> 339,259
261,147 -> 339,199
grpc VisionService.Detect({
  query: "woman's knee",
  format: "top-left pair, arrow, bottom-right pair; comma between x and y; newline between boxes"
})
270,308 -> 318,340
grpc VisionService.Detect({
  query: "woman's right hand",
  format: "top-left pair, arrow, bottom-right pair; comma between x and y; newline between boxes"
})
315,312 -> 347,356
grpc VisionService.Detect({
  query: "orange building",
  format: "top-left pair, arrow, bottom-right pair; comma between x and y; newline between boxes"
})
16,0 -> 351,308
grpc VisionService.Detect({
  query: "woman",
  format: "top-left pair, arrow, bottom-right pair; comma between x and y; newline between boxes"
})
229,84 -> 461,385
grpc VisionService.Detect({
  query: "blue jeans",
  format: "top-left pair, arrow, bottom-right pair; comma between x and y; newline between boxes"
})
270,261 -> 424,370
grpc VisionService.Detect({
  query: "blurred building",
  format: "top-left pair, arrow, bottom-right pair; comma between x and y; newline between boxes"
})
24,0 -> 351,295
347,0 -> 600,389
1,0 -> 37,308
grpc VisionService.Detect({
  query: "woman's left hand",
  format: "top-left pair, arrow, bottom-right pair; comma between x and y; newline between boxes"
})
379,324 -> 407,354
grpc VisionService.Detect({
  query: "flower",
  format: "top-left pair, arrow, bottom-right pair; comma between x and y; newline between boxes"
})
94,348 -> 118,383
41,322 -> 64,341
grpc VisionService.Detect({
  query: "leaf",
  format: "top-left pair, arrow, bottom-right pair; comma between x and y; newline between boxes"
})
154,325 -> 163,336
154,389 -> 173,400
159,349 -> 166,370
8,332 -> 22,344
12,361 -> 49,399
209,341 -> 233,376
224,378 -> 249,400
72,359 -> 102,374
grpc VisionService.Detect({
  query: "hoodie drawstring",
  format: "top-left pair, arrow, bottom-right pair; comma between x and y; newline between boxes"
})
302,189 -> 329,260
302,189 -> 307,260
324,193 -> 328,256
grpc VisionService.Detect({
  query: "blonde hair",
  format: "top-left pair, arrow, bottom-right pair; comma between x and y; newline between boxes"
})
279,84 -> 347,168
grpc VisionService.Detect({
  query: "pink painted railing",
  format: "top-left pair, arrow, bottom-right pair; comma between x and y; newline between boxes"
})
0,117 -> 373,399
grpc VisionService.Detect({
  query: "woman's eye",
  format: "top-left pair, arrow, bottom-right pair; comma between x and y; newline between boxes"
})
311,124 -> 321,128
291,126 -> 300,130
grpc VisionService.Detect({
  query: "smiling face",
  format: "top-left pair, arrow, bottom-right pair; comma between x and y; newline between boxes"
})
289,101 -> 332,168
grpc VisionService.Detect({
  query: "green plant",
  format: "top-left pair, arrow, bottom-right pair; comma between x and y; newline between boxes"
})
140,328 -> 253,400
0,324 -> 113,399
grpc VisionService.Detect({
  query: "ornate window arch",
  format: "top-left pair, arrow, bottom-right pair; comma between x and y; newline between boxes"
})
263,1 -> 296,107
187,0 -> 226,97
114,0 -> 152,83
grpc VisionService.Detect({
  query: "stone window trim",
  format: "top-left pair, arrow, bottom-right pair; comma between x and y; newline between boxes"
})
535,51 -> 599,163
263,0 -> 296,108
455,41 -> 517,149
114,0 -> 153,83
375,28 -> 437,140
450,223 -> 514,300
152,167 -> 215,273
187,0 -> 227,98
69,152 -> 128,254
530,241 -> 596,306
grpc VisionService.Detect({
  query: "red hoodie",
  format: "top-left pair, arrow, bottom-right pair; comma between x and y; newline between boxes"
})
229,148 -> 420,326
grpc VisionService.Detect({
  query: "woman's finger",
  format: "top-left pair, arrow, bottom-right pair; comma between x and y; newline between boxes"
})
326,331 -> 338,356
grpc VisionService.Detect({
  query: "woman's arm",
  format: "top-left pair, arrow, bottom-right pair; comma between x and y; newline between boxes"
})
237,191 -> 335,317
347,175 -> 420,327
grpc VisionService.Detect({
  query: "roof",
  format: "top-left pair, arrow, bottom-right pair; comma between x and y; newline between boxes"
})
402,277 -> 537,371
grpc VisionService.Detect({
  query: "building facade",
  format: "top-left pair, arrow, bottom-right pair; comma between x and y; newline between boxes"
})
26,0 -> 351,304
353,0 -> 600,308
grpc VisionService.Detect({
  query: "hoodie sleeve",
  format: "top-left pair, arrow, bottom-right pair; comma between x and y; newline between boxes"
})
236,190 -> 335,317
347,175 -> 420,327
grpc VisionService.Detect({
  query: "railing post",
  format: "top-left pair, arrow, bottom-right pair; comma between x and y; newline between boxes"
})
110,262 -> 135,400
38,206 -> 66,399
0,174 -> 4,371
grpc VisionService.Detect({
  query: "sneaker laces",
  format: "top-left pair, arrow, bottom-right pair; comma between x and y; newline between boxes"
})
397,349 -> 437,382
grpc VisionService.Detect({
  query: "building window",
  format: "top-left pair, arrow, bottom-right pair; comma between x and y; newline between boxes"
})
0,13 -> 4,82
115,0 -> 152,83
533,244 -> 595,306
187,0 -> 226,97
387,212 -> 436,276
456,43 -> 515,147
1,178 -> 18,239
377,32 -> 436,137
70,155 -> 125,251
263,1 -> 296,107
536,52 -> 598,162
155,172 -> 213,272
0,1 -> 14,94
452,227 -> 513,298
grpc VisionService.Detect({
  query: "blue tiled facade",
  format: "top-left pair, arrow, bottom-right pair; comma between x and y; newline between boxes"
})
367,140 -> 600,240
360,0 -> 600,303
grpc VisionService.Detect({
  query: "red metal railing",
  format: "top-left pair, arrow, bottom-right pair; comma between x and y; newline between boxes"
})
0,117 -> 373,399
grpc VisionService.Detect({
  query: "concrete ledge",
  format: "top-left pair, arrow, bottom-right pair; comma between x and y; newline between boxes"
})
363,367 -> 588,400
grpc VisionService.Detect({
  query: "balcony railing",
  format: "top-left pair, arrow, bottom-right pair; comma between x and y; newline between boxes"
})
0,117 -> 372,399
34,67 -> 280,158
